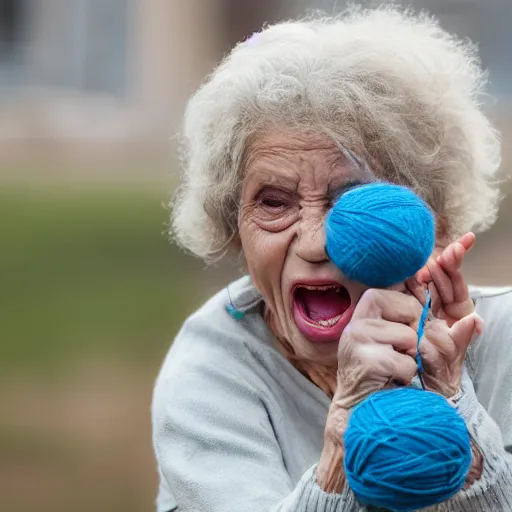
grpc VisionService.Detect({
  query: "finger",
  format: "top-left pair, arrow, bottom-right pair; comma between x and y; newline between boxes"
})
405,277 -> 427,305
353,288 -> 423,326
389,351 -> 419,386
415,331 -> 441,362
438,242 -> 464,272
449,313 -> 484,352
428,282 -> 442,317
443,266 -> 468,304
422,318 -> 457,358
437,244 -> 470,303
415,264 -> 432,285
439,233 -> 475,265
427,257 -> 454,304
437,233 -> 474,277
458,232 -> 476,252
349,319 -> 418,353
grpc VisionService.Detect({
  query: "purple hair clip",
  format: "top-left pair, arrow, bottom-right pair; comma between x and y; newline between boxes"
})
246,32 -> 261,46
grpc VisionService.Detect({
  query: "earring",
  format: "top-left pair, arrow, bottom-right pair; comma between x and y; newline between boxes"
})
225,286 -> 245,320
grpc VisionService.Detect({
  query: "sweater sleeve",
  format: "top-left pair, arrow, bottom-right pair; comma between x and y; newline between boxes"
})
467,288 -> 512,453
434,367 -> 512,511
152,344 -> 361,512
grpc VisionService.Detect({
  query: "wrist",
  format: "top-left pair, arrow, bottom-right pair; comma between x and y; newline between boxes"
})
447,387 -> 464,406
324,402 -> 351,443
464,436 -> 484,489
316,437 -> 346,493
316,404 -> 350,493
422,374 -> 460,399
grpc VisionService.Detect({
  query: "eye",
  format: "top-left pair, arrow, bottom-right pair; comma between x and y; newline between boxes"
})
261,197 -> 285,208
250,187 -> 299,232
256,188 -> 292,210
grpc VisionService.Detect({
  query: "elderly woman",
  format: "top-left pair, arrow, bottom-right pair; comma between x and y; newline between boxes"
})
152,7 -> 512,512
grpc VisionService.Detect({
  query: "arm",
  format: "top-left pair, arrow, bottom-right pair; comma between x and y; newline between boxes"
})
152,357 -> 361,512
468,287 -> 512,453
439,367 -> 512,510
413,239 -> 512,509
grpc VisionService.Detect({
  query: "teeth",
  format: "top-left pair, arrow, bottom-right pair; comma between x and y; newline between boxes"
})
301,284 -> 341,292
316,315 -> 342,327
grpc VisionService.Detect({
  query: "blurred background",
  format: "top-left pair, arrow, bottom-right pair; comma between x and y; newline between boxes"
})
0,1 -> 510,511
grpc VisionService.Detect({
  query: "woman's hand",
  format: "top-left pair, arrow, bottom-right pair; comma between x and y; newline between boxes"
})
333,288 -> 422,409
317,288 -> 422,493
317,286 -> 482,493
415,232 -> 476,327
415,313 -> 483,398
410,231 -> 482,397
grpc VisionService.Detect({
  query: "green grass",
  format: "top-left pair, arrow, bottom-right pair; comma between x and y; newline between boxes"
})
3,180 -> 510,376
0,184 -> 229,375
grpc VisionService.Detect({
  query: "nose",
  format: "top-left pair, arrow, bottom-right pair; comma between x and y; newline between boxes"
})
295,207 -> 329,264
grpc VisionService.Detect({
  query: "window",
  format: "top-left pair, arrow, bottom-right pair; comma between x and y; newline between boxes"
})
0,0 -> 27,86
0,0 -> 129,96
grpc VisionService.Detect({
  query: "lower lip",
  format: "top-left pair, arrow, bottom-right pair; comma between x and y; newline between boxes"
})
292,298 -> 355,344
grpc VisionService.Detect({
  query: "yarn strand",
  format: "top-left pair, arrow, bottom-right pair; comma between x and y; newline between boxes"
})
416,290 -> 431,390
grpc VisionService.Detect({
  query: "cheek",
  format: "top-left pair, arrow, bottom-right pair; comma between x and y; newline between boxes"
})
239,217 -> 294,296
240,224 -> 290,275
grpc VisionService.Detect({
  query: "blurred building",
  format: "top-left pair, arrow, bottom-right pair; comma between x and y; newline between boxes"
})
0,0 -> 510,174
0,0 -> 229,170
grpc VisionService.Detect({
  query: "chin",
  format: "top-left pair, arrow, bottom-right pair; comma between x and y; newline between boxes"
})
288,326 -> 341,366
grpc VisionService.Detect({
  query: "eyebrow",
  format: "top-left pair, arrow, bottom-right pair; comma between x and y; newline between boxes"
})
328,180 -> 365,203
244,167 -> 300,189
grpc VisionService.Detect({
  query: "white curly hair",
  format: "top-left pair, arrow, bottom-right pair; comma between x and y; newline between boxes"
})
171,5 -> 501,263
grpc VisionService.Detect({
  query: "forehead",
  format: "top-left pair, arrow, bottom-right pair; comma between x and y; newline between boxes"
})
243,131 -> 373,189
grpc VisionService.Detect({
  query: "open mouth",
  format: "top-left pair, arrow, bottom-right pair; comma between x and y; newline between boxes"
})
292,284 -> 354,343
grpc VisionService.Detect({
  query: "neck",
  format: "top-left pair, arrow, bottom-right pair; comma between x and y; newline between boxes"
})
263,304 -> 338,398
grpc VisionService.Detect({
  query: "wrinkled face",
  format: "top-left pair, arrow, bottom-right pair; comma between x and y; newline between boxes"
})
238,131 -> 375,367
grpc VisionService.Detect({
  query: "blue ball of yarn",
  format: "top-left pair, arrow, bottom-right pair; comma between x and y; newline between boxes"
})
325,182 -> 435,288
344,387 -> 472,511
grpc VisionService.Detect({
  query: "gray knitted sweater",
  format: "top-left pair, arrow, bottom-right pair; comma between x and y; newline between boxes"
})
152,276 -> 512,511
